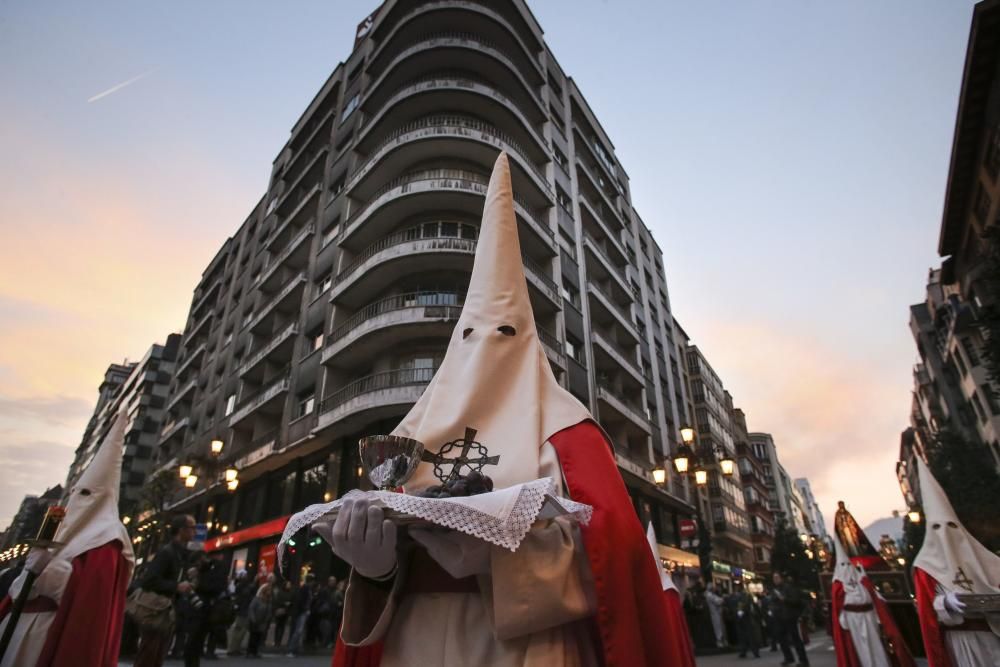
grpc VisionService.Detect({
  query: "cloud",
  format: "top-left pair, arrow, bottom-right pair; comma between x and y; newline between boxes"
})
0,394 -> 92,427
0,438 -> 76,527
87,69 -> 155,103
691,318 -> 912,531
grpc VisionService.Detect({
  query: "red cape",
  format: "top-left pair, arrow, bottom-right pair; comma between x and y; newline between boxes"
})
914,567 -> 954,667
0,541 -> 130,667
333,420 -> 687,666
664,588 -> 696,667
830,578 -> 915,667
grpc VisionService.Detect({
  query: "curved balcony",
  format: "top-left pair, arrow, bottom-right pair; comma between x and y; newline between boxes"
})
365,32 -> 544,123
597,386 -> 652,435
323,291 -> 464,368
340,168 -> 552,253
315,367 -> 436,435
347,115 -> 550,206
329,227 -> 561,313
370,1 -> 544,87
360,71 -> 546,158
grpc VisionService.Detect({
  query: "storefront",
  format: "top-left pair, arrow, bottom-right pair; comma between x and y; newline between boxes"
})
204,515 -> 290,582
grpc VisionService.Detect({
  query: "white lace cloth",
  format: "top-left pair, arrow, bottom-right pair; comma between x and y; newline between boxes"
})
278,477 -> 591,565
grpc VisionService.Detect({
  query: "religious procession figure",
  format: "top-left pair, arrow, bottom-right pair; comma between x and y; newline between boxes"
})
912,458 -> 1000,666
316,153 -> 689,666
834,501 -> 885,570
0,411 -> 133,666
829,502 -> 915,667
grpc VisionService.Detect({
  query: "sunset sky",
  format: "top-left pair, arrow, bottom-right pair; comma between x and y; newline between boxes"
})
0,0 -> 979,531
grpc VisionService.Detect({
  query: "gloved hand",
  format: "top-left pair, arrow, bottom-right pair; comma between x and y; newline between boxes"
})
943,591 -> 966,615
410,527 -> 490,579
313,499 -> 397,580
24,548 -> 53,575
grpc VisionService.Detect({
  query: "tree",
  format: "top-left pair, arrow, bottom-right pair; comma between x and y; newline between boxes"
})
139,469 -> 178,515
771,517 -> 818,590
924,426 -> 1000,551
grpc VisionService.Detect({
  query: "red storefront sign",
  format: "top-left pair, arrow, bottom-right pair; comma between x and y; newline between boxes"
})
257,543 -> 278,582
679,519 -> 697,538
204,515 -> 290,553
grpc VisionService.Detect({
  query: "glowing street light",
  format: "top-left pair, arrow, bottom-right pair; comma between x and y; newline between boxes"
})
184,475 -> 198,488
210,439 -> 225,456
652,465 -> 667,485
225,468 -> 238,482
908,510 -> 921,524
179,464 -> 193,479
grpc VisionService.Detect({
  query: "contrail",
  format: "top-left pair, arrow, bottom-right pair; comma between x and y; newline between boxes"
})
87,69 -> 155,103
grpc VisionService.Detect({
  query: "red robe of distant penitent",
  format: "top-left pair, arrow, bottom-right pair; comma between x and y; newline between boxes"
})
332,420 -> 690,667
830,576 -> 915,667
0,542 -> 129,667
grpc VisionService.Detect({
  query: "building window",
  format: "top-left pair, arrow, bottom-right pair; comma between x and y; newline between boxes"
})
553,145 -> 569,172
565,334 -> 584,364
961,337 -> 981,366
224,393 -> 236,417
330,177 -> 345,197
297,393 -> 315,418
341,93 -> 359,122
310,330 -> 324,352
972,393 -> 988,424
556,185 -> 572,211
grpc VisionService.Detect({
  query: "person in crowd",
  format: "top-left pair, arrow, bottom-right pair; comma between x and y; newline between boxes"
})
330,579 -> 346,647
733,580 -> 761,659
284,574 -> 313,657
773,571 -> 810,667
170,566 -> 199,659
270,580 -> 292,648
310,576 -> 334,648
184,551 -> 227,667
705,582 -> 726,648
247,583 -> 273,658
226,569 -> 257,656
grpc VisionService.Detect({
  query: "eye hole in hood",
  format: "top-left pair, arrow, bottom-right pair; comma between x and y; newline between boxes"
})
497,325 -> 516,336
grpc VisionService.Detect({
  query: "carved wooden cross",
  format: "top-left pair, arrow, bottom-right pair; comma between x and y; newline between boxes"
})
421,427 -> 500,482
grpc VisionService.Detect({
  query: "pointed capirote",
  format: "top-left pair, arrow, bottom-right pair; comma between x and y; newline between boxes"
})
394,152 -> 592,491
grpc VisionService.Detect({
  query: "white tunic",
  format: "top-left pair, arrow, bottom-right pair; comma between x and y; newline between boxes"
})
838,581 -> 889,667
0,559 -> 72,667
933,587 -> 1000,667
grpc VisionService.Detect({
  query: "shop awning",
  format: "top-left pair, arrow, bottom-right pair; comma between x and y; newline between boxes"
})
657,544 -> 699,568
204,515 -> 290,552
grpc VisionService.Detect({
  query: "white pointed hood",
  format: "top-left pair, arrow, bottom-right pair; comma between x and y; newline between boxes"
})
396,153 -> 592,492
913,457 -> 999,634
646,522 -> 677,592
55,409 -> 134,570
832,534 -> 864,587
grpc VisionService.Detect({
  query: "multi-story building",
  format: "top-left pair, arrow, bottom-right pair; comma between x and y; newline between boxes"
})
151,0 -> 698,577
66,362 -> 135,485
0,485 -> 63,551
794,478 -> 827,540
65,336 -> 181,515
909,269 -> 1000,466
735,410 -> 775,577
684,345 -> 752,572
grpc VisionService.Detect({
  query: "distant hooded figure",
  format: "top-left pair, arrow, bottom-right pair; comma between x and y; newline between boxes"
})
0,410 -> 134,666
912,458 -> 1000,666
829,505 -> 914,667
328,153 -> 689,667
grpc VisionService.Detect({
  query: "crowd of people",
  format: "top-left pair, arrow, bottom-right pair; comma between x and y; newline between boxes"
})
682,573 -> 818,666
130,514 -> 346,667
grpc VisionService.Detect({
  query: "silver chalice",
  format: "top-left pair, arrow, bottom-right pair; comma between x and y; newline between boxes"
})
359,435 -> 425,490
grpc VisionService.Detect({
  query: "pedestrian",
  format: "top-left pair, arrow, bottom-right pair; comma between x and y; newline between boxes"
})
226,569 -> 256,655
705,582 -> 726,648
761,588 -> 780,652
184,551 -> 227,667
773,571 -> 810,667
270,580 -> 292,647
311,576 -> 334,647
170,566 -> 199,659
134,514 -> 195,667
331,579 -> 346,645
247,583 -> 273,658
285,574 -> 313,657
733,581 -> 761,659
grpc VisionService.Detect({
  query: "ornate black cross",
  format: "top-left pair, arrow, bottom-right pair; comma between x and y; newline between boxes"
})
953,567 -> 975,592
421,427 -> 500,483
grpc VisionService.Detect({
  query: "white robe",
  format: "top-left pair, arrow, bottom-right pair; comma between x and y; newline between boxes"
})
342,442 -> 599,667
838,580 -> 889,667
933,585 -> 1000,667
705,591 -> 725,646
0,559 -> 72,667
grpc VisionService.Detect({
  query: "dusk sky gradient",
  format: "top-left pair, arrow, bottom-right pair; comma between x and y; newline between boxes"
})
0,1 -> 980,531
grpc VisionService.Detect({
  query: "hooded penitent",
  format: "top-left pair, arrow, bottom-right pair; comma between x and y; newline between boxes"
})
914,457 -> 1000,637
394,152 -> 591,492
56,410 -> 134,568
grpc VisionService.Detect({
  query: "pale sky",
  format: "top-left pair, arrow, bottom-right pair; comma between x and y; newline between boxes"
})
0,1 -> 978,531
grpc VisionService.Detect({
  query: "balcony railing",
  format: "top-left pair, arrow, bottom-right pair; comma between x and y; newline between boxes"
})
319,367 -> 437,415
260,223 -> 315,286
228,372 -> 291,427
248,272 -> 306,330
329,292 -> 465,344
598,385 -> 650,426
353,114 -> 548,192
337,223 -> 476,281
237,323 -> 299,377
345,168 -> 550,237
159,416 -> 190,443
167,378 -> 198,410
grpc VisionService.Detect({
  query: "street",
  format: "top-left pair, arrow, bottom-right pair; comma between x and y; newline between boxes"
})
696,637 -> 836,667
120,655 -> 332,667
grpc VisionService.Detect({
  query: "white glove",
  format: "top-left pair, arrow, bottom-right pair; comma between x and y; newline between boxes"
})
943,591 -> 966,615
25,548 -> 53,575
410,527 -> 490,579
314,499 -> 397,580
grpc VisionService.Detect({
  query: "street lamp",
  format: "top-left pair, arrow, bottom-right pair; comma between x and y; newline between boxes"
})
184,474 -> 198,488
210,439 -> 225,456
694,467 -> 708,486
673,443 -> 693,474
179,464 -> 194,479
227,479 -> 239,491
907,510 -> 921,524
225,468 -> 238,483
680,425 -> 695,445
652,465 -> 667,485
719,454 -> 735,476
